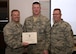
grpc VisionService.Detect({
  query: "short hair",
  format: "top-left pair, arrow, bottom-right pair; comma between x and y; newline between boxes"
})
11,9 -> 20,16
32,2 -> 40,5
54,8 -> 61,14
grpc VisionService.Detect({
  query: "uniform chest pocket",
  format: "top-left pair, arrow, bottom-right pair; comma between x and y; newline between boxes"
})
13,27 -> 22,35
38,25 -> 45,34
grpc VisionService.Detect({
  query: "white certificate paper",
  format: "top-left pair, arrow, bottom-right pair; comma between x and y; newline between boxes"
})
22,32 -> 37,44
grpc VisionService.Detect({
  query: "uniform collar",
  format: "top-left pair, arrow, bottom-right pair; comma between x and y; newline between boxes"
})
54,20 -> 63,26
11,21 -> 20,26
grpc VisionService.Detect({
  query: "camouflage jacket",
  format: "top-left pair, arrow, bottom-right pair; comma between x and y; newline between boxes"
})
3,21 -> 25,54
50,20 -> 74,54
23,14 -> 51,54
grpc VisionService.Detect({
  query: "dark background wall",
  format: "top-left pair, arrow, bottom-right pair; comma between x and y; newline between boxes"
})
0,0 -> 9,54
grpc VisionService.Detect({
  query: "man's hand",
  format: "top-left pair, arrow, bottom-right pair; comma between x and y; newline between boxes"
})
22,42 -> 29,46
43,50 -> 48,54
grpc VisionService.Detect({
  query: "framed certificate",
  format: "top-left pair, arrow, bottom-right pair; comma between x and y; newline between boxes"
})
22,32 -> 37,44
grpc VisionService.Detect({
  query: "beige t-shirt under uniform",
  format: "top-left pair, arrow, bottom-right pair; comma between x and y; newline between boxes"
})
33,16 -> 38,22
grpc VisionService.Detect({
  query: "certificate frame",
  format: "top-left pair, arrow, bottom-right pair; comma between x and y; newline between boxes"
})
22,32 -> 37,44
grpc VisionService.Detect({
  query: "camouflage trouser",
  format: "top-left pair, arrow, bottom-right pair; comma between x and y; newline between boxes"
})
51,47 -> 73,54
51,51 -> 72,54
27,49 -> 43,54
5,47 -> 25,54
27,47 -> 44,54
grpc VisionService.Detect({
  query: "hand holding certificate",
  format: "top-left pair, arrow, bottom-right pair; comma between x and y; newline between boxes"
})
22,32 -> 37,44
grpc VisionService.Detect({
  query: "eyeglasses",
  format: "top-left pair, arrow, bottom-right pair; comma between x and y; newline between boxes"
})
53,14 -> 60,15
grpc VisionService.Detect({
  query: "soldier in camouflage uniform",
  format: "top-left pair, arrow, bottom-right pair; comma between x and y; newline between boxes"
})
23,2 -> 51,54
3,10 -> 28,54
50,8 -> 74,54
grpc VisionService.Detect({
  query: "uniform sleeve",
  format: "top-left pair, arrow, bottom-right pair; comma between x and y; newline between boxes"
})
44,19 -> 51,50
23,20 -> 26,32
3,26 -> 22,49
64,24 -> 74,54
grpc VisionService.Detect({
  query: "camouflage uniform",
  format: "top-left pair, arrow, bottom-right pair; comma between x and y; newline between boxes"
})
3,21 -> 25,54
50,20 -> 74,54
23,14 -> 51,54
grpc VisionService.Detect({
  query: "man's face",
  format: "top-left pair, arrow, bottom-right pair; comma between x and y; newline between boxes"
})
11,11 -> 20,22
53,10 -> 61,23
32,4 -> 41,16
